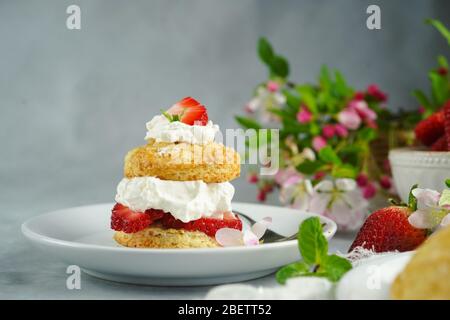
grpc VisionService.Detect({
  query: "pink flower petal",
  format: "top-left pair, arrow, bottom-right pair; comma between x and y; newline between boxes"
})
266,81 -> 280,92
251,217 -> 272,239
334,124 -> 348,138
412,188 -> 440,208
243,231 -> 260,246
297,107 -> 313,123
408,210 -> 434,229
441,214 -> 450,227
312,136 -> 327,151
337,109 -> 361,130
215,228 -> 244,247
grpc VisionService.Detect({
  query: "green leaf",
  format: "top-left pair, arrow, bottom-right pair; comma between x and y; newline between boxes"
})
297,160 -> 325,175
318,146 -> 342,165
297,85 -> 318,113
321,254 -> 353,282
357,127 -> 377,142
258,37 -> 275,66
439,189 -> 450,207
426,19 -> 450,45
429,71 -> 448,107
437,55 -> 449,68
234,116 -> 262,130
446,179 -> 450,188
298,217 -> 328,266
331,164 -> 357,179
408,184 -> 419,211
271,55 -> 290,78
412,89 -> 432,109
276,261 -> 311,284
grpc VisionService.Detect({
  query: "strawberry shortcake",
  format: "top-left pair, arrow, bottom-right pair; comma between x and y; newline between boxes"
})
111,97 -> 241,248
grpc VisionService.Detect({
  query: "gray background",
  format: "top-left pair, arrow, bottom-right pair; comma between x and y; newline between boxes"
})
1,0 -> 449,299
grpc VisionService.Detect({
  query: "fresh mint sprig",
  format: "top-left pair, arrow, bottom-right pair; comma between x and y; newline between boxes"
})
276,217 -> 352,284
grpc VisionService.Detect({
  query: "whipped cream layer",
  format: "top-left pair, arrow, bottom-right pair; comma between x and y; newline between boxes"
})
115,177 -> 234,223
145,115 -> 219,145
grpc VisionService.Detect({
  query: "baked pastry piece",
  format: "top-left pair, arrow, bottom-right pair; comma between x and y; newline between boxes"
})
391,225 -> 450,299
111,97 -> 242,248
124,140 -> 240,183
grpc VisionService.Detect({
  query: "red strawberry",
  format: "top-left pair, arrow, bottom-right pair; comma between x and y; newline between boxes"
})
160,214 -> 242,237
431,135 -> 447,151
111,204 -> 165,233
443,100 -> 450,151
166,97 -> 208,125
414,111 -> 445,146
348,206 -> 427,253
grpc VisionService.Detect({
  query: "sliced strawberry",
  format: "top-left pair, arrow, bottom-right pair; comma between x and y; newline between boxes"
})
431,135 -> 447,151
414,111 -> 445,146
111,203 -> 162,233
166,97 -> 208,125
443,100 -> 450,151
160,214 -> 242,237
348,206 -> 427,253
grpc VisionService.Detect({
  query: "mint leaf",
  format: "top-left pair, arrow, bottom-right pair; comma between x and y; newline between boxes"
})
318,146 -> 342,165
446,179 -> 450,188
298,217 -> 328,266
235,116 -> 262,130
258,38 -> 275,66
276,261 -> 311,284
321,254 -> 353,282
408,184 -> 419,211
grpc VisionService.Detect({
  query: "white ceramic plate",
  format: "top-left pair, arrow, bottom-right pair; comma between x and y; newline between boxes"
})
336,251 -> 413,300
21,202 -> 337,286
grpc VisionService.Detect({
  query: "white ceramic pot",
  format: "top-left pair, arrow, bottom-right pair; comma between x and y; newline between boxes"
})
389,147 -> 450,202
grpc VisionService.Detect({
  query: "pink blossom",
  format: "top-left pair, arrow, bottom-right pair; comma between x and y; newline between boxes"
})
215,217 -> 272,247
362,182 -> 377,199
322,125 -> 336,139
266,81 -> 280,92
367,84 -> 387,102
337,109 -> 361,130
379,175 -> 392,190
356,173 -> 368,187
247,173 -> 259,184
418,106 -> 425,114
353,91 -> 365,100
349,100 -> 377,121
312,136 -> 327,151
274,167 -> 302,186
334,124 -> 349,138
297,106 -> 313,124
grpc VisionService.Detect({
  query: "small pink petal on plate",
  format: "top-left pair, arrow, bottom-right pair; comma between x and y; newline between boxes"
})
243,231 -> 260,246
251,217 -> 272,239
215,228 -> 243,247
408,210 -> 434,229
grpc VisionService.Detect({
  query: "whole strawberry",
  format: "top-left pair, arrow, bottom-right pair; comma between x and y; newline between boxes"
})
348,187 -> 427,253
414,111 -> 445,146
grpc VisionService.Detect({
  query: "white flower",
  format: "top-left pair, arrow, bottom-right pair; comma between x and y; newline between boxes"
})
408,188 -> 450,229
245,85 -> 286,122
308,179 -> 369,231
279,177 -> 313,211
215,217 -> 272,247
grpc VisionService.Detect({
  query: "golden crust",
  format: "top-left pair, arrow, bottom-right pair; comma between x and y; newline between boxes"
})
123,140 -> 240,183
114,225 -> 219,248
391,225 -> 450,300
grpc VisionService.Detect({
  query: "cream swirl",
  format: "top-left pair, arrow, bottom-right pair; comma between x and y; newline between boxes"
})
115,177 -> 235,223
144,115 -> 219,145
